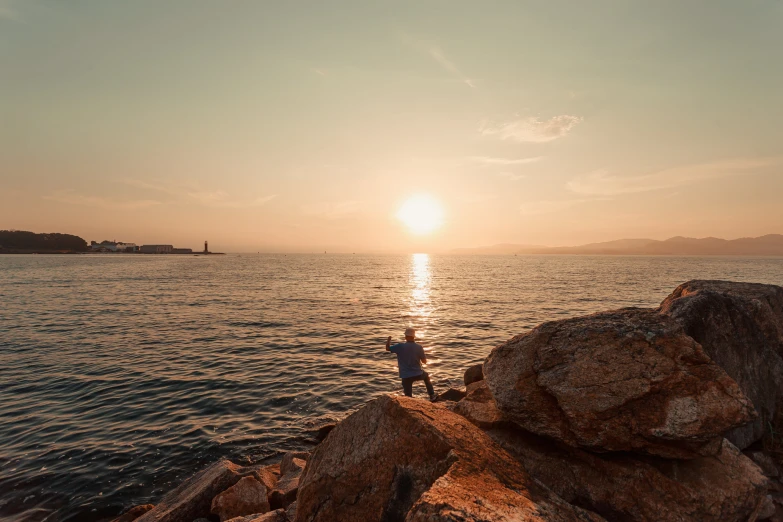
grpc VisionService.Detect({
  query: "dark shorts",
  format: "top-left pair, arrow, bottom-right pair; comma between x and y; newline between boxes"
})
401,371 -> 434,397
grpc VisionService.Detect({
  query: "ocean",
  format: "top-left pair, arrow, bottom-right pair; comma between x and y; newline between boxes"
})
2,253 -> 783,521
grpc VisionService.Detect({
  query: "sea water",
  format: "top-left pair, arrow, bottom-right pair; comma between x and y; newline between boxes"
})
2,253 -> 783,521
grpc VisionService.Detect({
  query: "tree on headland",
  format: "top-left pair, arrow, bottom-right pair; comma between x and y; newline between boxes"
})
0,230 -> 88,252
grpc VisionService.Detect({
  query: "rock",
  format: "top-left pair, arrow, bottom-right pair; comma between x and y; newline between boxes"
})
463,363 -> 483,386
285,501 -> 296,521
247,509 -> 287,522
488,425 -> 770,522
432,387 -> 466,402
305,424 -> 336,443
296,394 -> 605,522
137,460 -> 267,522
111,504 -> 154,522
452,380 -> 506,429
211,476 -> 271,522
279,452 -> 308,475
269,452 -> 308,510
484,308 -> 756,458
660,280 -> 783,450
747,450 -> 780,478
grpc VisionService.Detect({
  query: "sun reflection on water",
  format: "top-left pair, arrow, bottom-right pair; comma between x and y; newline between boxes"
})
408,253 -> 440,366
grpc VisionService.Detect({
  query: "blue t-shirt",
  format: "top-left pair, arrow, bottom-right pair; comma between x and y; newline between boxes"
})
389,342 -> 426,378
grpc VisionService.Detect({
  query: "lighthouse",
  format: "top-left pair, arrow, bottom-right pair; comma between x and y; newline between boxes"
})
204,241 -> 209,254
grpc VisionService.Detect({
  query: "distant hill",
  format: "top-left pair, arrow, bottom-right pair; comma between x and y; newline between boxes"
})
454,235 -> 783,256
0,230 -> 88,253
450,243 -> 548,255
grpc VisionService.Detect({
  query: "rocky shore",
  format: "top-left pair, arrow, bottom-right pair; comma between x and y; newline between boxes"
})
113,280 -> 783,522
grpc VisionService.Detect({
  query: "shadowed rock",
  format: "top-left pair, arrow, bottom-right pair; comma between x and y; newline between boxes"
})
295,395 -> 605,522
432,387 -> 466,403
660,280 -> 783,449
487,425 -> 770,522
463,364 -> 484,386
269,452 -> 308,510
484,308 -> 755,458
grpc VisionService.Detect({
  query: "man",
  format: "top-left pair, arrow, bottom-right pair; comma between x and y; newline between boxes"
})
386,328 -> 436,400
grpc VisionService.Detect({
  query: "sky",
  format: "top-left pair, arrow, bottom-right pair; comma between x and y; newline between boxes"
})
1,0 -> 782,253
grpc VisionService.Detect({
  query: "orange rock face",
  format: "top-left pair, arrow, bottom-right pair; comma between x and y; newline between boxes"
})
211,476 -> 270,522
295,395 -> 605,522
484,308 -> 756,458
660,280 -> 783,449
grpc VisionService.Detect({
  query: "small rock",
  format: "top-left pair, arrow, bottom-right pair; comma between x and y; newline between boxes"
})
285,501 -> 296,521
111,504 -> 154,522
305,423 -> 336,443
463,363 -> 484,386
747,451 -> 780,478
279,451 -> 309,476
137,460 -> 255,522
247,509 -> 287,522
269,456 -> 305,509
453,380 -> 506,429
211,476 -> 270,522
432,387 -> 466,402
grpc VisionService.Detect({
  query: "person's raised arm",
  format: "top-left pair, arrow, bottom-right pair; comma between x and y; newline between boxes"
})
385,336 -> 392,352
419,345 -> 427,364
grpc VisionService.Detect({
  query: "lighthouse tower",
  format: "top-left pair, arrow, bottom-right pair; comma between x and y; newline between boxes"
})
204,241 -> 209,254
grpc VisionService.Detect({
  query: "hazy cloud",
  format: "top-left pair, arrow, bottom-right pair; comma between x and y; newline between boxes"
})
567,158 -> 773,196
0,0 -> 18,20
121,179 -> 276,208
481,115 -> 582,143
468,156 -> 544,166
428,46 -> 475,88
302,200 -> 363,219
498,171 -> 527,181
43,190 -> 161,210
519,197 -> 605,216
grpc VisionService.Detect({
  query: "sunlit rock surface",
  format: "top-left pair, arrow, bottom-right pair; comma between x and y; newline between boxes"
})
660,280 -> 783,449
484,308 -> 755,458
295,395 -> 604,522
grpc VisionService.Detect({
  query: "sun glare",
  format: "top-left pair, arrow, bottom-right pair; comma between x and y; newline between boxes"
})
396,194 -> 444,235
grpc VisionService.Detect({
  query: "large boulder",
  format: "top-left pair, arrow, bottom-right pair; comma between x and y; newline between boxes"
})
660,280 -> 783,449
211,476 -> 271,521
484,308 -> 756,458
137,460 -> 277,522
295,394 -> 605,522
488,426 -> 771,522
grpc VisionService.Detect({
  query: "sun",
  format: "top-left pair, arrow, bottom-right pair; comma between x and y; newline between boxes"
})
396,194 -> 445,235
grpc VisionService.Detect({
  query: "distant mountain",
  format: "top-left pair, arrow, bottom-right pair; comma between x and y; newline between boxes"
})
450,243 -> 548,255
455,235 -> 783,256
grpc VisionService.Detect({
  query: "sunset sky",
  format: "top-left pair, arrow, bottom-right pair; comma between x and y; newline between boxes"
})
2,1 -> 782,252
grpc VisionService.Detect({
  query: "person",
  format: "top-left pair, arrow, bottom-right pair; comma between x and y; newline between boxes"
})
386,328 -> 436,400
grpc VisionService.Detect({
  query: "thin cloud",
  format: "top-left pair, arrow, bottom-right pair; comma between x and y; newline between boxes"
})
312,68 -> 327,77
301,200 -> 363,219
519,198 -> 606,216
481,115 -> 582,143
43,190 -> 161,210
120,178 -> 276,208
498,172 -> 527,181
0,0 -> 18,20
428,46 -> 475,88
468,156 -> 544,166
567,158 -> 773,196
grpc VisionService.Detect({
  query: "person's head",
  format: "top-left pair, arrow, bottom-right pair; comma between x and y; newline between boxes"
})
404,327 -> 416,342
